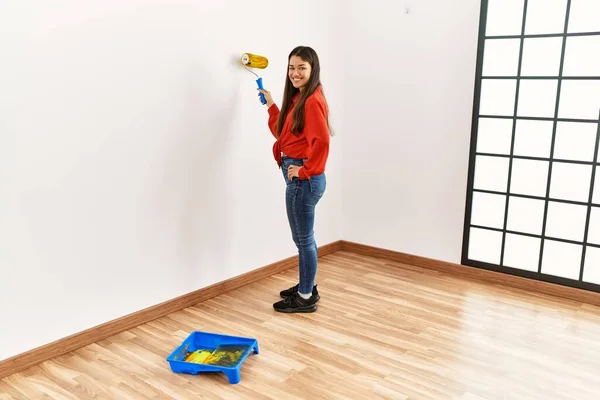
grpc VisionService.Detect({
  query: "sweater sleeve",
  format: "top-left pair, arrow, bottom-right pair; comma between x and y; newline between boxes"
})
267,104 -> 279,138
298,96 -> 330,180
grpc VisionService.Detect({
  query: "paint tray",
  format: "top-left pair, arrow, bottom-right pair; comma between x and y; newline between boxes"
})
166,331 -> 259,384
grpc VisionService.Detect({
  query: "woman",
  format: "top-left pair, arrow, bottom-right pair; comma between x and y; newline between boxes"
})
258,46 -> 331,313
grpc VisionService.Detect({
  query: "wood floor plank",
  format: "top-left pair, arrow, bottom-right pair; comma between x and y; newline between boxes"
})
3,251 -> 600,399
0,378 -> 27,400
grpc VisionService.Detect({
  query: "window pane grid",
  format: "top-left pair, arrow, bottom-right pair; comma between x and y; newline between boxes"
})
472,188 -> 597,207
463,0 -> 600,290
532,0 -> 569,274
479,115 -> 598,123
486,31 -> 600,40
482,76 -> 600,80
475,152 -> 597,166
581,111 -> 600,279
494,0 -> 528,269
470,224 -> 600,249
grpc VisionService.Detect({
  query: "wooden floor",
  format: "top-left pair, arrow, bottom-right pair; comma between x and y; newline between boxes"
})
3,251 -> 600,399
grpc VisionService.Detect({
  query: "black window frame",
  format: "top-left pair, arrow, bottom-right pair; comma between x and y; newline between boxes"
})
462,0 -> 600,293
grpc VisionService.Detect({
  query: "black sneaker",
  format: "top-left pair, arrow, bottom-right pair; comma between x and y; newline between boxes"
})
280,284 -> 320,302
273,293 -> 318,313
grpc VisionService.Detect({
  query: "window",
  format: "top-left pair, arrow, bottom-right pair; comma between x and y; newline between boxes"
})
462,0 -> 600,290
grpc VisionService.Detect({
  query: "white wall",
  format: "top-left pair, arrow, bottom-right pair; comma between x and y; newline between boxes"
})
342,0 -> 482,263
1,0 -> 484,361
0,0 -> 344,360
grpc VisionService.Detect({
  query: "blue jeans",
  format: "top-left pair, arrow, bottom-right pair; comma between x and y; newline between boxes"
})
281,156 -> 326,295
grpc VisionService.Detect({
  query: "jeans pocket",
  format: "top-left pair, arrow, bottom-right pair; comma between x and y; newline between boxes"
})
308,173 -> 326,198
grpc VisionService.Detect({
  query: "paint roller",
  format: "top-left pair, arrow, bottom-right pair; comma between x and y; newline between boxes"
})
241,53 -> 268,105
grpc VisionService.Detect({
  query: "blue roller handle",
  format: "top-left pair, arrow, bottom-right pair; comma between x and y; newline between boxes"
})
256,77 -> 267,105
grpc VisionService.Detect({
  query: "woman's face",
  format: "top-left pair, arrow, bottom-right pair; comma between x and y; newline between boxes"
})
288,55 -> 311,90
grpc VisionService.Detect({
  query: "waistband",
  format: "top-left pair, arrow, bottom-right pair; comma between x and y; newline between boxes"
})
281,152 -> 306,162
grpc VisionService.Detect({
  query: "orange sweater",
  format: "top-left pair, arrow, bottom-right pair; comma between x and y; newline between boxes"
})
267,86 -> 330,180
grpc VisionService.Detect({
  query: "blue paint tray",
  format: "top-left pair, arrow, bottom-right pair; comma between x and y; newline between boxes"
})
166,331 -> 259,384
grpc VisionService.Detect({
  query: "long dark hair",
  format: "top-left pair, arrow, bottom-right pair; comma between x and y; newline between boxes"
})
276,46 -> 331,137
